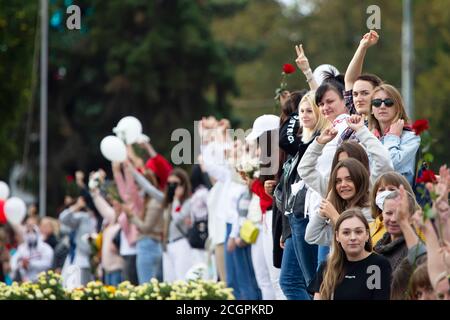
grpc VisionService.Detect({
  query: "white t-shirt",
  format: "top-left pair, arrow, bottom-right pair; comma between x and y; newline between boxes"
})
119,230 -> 137,256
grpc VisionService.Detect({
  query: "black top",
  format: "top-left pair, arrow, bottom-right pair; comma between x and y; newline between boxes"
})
279,113 -> 301,157
45,234 -> 59,249
308,252 -> 392,300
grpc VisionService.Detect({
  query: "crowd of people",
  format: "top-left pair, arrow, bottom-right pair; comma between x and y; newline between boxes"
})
0,30 -> 449,300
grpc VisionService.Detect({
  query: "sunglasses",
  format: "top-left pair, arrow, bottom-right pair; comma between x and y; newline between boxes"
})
372,98 -> 394,108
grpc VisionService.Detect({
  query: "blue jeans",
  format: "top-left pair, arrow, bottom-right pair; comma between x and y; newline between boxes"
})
104,270 -> 122,286
279,237 -> 311,300
288,214 -> 318,286
136,237 -> 162,284
317,245 -> 330,271
224,223 -> 261,300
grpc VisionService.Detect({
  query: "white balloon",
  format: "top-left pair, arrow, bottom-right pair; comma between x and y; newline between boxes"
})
112,116 -> 142,145
136,134 -> 150,144
4,197 -> 27,225
0,181 -> 9,200
313,64 -> 340,86
100,135 -> 127,162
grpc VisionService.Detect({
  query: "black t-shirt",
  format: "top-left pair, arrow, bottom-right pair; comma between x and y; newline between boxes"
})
279,113 -> 301,157
308,252 -> 392,300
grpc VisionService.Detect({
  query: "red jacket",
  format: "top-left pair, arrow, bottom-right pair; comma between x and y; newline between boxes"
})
251,179 -> 273,214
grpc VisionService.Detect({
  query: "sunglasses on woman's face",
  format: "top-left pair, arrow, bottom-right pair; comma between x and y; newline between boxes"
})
372,98 -> 395,108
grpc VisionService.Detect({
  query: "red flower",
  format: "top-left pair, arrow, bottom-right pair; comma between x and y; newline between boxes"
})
282,63 -> 296,74
412,119 -> 429,135
416,169 -> 437,184
66,175 -> 74,183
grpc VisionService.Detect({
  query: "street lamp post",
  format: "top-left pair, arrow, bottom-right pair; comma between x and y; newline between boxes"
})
402,0 -> 414,119
39,0 -> 48,218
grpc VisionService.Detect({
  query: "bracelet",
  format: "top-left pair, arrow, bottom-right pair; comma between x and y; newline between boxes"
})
304,68 -> 313,82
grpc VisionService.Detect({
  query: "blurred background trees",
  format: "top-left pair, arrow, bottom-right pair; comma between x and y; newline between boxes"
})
0,0 -> 448,215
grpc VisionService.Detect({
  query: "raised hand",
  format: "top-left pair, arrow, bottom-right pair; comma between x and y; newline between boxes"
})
389,119 -> 404,137
395,184 -> 412,224
317,127 -> 338,145
360,30 -> 379,48
319,199 -> 339,223
346,114 -> 365,132
295,44 -> 311,73
428,165 -> 450,223
111,161 -> 121,172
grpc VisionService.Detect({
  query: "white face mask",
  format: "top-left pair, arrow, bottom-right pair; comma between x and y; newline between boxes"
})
25,231 -> 38,248
375,190 -> 394,211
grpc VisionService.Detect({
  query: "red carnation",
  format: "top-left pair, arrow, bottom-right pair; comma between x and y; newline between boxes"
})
412,119 -> 429,135
416,169 -> 437,184
66,175 -> 74,183
282,63 -> 296,74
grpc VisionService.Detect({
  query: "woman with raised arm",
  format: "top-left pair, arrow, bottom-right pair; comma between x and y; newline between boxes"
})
369,172 -> 417,245
298,114 -> 393,198
305,158 -> 373,247
373,187 -> 424,273
369,84 -> 420,186
295,44 -> 319,91
344,30 -> 383,117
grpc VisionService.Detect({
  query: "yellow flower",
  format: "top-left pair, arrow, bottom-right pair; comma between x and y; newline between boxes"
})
105,286 -> 116,294
49,279 -> 57,286
93,289 -> 99,295
50,295 -> 56,300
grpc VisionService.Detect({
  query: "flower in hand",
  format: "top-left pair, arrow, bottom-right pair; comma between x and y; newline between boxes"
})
275,63 -> 296,102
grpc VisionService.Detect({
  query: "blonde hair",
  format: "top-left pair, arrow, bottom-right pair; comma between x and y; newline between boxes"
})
319,209 -> 372,300
369,84 -> 409,134
298,90 -> 330,143
40,217 -> 60,236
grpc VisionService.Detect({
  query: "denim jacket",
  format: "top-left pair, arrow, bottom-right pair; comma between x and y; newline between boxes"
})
380,129 -> 420,186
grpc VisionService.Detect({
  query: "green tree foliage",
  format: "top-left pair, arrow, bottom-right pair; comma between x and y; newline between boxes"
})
218,0 -> 449,166
0,1 -> 37,177
39,0 -> 243,213
0,0 -> 448,213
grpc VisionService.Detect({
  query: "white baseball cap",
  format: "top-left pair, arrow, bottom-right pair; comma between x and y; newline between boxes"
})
246,114 -> 280,141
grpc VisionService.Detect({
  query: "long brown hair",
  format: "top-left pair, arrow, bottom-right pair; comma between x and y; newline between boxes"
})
162,168 -> 192,208
319,209 -> 372,300
331,141 -> 370,174
368,84 -> 409,134
327,158 -> 370,214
